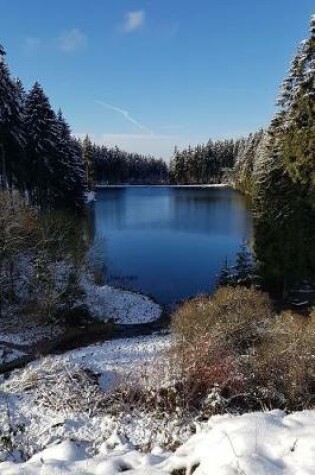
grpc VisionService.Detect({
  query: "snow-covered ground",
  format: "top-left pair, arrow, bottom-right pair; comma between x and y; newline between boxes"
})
54,332 -> 171,387
83,278 -> 162,324
1,329 -> 314,473
0,277 -> 162,366
0,332 -> 176,459
0,410 -> 314,474
0,314 -> 64,365
0,318 -> 64,347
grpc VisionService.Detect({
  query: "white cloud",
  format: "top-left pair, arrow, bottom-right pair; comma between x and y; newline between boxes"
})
96,100 -> 153,135
121,10 -> 145,33
58,28 -> 87,53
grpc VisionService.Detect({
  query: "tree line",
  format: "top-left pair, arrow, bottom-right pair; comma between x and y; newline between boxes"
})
169,139 -> 239,184
81,135 -> 168,189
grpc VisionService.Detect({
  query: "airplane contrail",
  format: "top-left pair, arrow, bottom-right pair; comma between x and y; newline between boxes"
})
95,100 -> 153,135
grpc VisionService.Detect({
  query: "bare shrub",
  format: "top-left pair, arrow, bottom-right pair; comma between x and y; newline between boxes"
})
172,287 -> 274,352
248,310 -> 315,409
169,287 -> 274,412
169,337 -> 243,413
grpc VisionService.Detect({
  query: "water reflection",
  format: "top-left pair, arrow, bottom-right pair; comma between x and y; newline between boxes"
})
91,187 -> 253,305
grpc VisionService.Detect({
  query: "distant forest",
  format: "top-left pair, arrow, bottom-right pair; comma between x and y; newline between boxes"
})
80,136 -> 168,188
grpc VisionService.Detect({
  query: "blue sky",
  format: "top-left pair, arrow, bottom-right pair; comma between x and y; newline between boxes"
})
1,0 -> 314,160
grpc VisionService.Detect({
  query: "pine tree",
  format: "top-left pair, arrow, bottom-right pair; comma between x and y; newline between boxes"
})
234,243 -> 253,286
55,110 -> 86,211
82,135 -> 94,190
0,45 -> 25,190
253,15 -> 315,296
217,258 -> 234,287
24,82 -> 60,208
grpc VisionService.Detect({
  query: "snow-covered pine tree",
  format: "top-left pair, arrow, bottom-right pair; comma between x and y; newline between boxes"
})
253,15 -> 315,296
24,82 -> 60,209
82,135 -> 94,191
55,110 -> 86,211
277,14 -> 315,187
233,130 -> 264,195
0,45 -> 25,190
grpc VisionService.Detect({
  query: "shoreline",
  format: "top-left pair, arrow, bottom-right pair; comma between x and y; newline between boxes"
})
95,183 -> 231,189
0,318 -> 168,375
0,279 -> 166,374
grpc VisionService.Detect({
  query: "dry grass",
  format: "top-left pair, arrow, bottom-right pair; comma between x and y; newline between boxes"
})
3,357 -> 104,416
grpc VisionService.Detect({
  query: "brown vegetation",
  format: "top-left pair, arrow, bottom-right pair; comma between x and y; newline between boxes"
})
170,287 -> 315,413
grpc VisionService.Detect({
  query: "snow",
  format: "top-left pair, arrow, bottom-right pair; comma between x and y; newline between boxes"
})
0,320 -> 63,346
96,184 -> 230,189
86,190 -> 96,202
0,278 -> 162,368
55,333 -> 170,378
0,410 -> 314,474
83,279 -> 162,324
0,324 -> 314,474
0,332 -> 177,459
0,345 -> 26,365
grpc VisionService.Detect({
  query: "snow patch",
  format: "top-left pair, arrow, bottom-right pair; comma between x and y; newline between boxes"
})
83,278 -> 162,324
85,190 -> 96,203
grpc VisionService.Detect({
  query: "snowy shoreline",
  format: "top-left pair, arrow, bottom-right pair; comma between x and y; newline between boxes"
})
96,183 -> 230,189
83,279 -> 163,325
0,279 -> 163,369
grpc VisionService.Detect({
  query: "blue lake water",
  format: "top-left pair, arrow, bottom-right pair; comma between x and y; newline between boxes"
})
90,186 -> 253,305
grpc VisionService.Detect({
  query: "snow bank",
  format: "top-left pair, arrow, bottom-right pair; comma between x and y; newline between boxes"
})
83,278 -> 162,324
1,333 -> 314,473
1,410 -> 314,474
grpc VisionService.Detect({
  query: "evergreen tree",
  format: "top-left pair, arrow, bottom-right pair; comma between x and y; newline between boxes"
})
234,130 -> 264,194
0,45 -> 24,190
217,258 -> 235,287
170,138 -> 239,185
82,135 -> 94,191
234,243 -> 253,286
24,82 -> 60,208
55,110 -> 86,211
253,15 -> 315,295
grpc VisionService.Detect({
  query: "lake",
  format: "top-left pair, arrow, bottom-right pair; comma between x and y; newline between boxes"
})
90,186 -> 253,306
